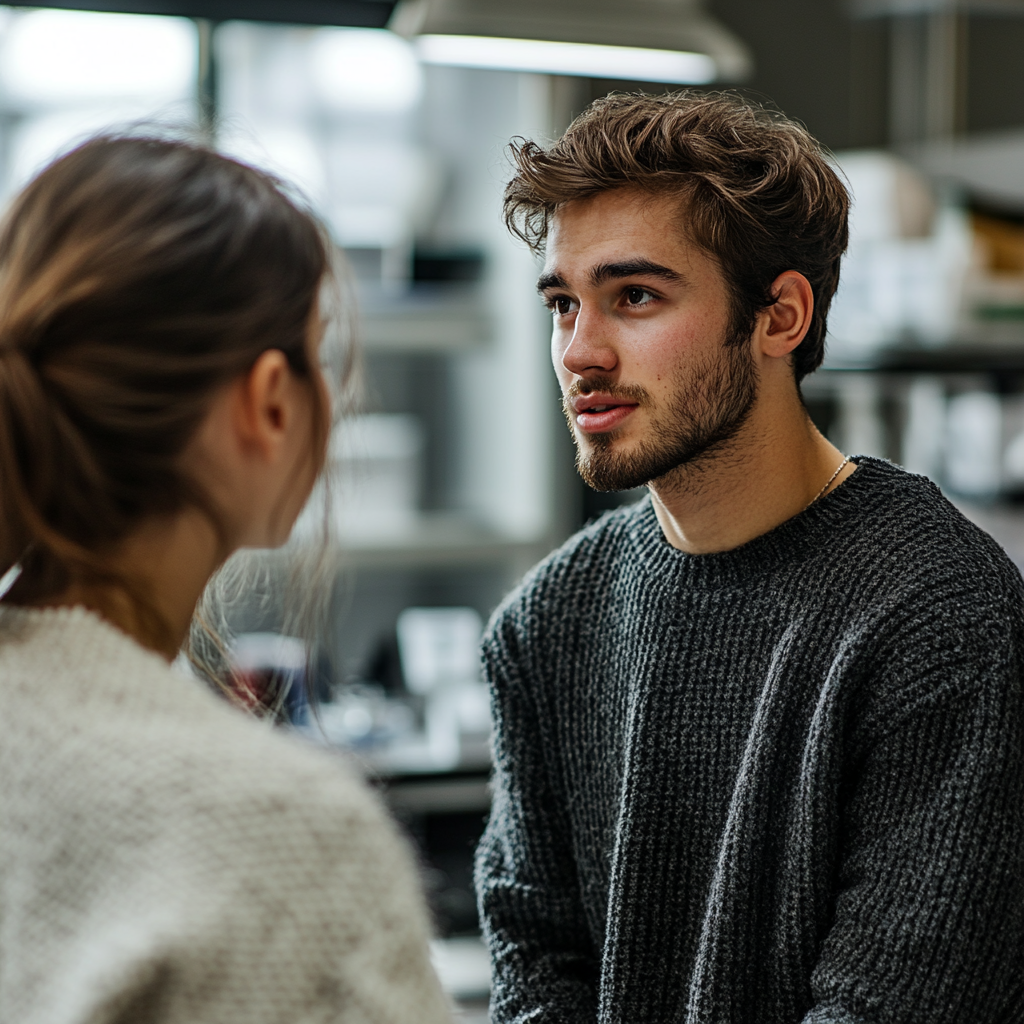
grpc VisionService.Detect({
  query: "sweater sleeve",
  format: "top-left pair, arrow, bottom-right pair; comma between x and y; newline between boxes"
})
474,614 -> 600,1024
802,611 -> 1024,1024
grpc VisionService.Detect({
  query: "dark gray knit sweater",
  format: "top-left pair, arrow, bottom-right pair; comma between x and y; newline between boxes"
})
475,458 -> 1024,1024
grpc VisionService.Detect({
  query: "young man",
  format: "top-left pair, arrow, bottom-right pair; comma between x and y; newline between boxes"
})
475,93 -> 1024,1024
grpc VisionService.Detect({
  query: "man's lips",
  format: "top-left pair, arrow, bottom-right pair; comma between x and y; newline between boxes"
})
571,393 -> 640,434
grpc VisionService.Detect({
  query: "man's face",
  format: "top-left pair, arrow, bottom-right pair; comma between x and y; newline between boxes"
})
540,188 -> 758,492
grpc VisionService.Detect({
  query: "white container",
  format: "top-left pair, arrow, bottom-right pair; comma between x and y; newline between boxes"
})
396,606 -> 482,695
827,151 -> 972,355
946,391 -> 1003,498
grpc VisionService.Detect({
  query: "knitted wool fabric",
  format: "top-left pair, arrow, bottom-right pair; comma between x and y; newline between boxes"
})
475,458 -> 1024,1024
0,606 -> 453,1024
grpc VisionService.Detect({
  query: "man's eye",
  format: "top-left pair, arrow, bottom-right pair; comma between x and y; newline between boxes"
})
625,287 -> 653,306
550,296 -> 576,316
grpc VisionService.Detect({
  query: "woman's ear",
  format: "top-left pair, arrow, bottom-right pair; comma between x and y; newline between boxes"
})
755,271 -> 814,360
233,350 -> 292,461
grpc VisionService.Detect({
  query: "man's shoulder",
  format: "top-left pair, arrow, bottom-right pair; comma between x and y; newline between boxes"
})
842,458 -> 1021,597
815,460 -> 1024,742
813,461 -> 1024,686
536,498 -> 649,580
485,499 -> 648,641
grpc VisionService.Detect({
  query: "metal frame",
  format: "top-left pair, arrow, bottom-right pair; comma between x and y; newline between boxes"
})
849,0 -> 1024,143
16,1 -> 397,27
852,0 -> 1024,16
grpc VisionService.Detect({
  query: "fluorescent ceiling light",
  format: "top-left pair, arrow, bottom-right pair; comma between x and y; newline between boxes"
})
311,28 -> 423,113
416,35 -> 717,83
0,9 -> 195,105
391,0 -> 752,82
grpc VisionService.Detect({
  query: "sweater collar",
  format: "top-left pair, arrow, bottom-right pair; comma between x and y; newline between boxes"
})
627,456 -> 903,589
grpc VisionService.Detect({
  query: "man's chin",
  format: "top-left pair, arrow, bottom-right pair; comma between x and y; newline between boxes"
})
577,443 -> 654,493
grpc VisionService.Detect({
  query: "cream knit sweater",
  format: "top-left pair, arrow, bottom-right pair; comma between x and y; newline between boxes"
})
0,606 -> 454,1024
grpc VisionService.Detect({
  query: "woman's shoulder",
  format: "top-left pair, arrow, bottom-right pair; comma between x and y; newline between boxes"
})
0,605 -> 391,858
0,606 -> 451,1023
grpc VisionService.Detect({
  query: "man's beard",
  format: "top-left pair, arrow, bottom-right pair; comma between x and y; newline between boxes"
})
563,334 -> 759,493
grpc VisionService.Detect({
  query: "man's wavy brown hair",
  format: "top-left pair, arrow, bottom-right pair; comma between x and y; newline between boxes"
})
504,91 -> 850,383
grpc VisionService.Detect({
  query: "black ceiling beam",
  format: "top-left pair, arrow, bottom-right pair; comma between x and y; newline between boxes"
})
18,1 -> 398,28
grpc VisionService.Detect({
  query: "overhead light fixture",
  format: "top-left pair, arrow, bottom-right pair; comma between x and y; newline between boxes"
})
415,35 -> 717,84
0,9 -> 196,105
391,0 -> 752,83
311,28 -> 423,112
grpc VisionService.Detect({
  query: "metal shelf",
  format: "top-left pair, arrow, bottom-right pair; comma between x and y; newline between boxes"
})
337,514 -> 548,569
824,341 -> 1024,375
853,0 -> 1024,15
377,772 -> 492,812
358,285 -> 492,353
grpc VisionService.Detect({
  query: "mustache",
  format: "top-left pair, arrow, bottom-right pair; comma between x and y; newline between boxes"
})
563,378 -> 651,407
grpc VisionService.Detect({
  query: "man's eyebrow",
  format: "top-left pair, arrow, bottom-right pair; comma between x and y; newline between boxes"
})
536,271 -> 567,292
536,259 -> 683,293
590,259 -> 684,287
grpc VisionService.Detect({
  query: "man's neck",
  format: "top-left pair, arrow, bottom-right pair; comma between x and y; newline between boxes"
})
648,395 -> 854,556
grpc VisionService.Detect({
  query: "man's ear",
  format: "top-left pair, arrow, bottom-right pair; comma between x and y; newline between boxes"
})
754,271 -> 814,360
233,349 -> 291,461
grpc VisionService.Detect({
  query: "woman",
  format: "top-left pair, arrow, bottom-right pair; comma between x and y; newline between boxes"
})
0,135 -> 453,1023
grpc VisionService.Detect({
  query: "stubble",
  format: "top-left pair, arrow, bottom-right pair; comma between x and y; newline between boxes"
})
564,337 -> 759,493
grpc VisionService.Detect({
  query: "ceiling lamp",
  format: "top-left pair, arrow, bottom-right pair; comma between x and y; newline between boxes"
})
311,28 -> 424,112
0,9 -> 196,105
390,0 -> 752,84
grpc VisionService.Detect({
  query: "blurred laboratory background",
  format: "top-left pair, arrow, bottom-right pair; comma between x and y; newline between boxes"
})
4,0 -> 1024,1018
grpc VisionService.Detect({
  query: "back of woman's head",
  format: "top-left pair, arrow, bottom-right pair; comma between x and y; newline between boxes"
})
0,135 -> 331,616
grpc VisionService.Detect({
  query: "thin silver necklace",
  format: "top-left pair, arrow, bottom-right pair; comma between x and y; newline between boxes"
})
805,455 -> 852,511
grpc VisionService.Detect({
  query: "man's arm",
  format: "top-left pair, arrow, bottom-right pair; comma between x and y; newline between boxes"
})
805,615 -> 1024,1024
474,615 -> 599,1024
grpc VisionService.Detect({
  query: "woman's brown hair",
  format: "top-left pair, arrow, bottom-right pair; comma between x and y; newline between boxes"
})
504,91 -> 850,383
0,134 -> 335,657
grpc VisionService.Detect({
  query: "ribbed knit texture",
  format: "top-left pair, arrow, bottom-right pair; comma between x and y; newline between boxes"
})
475,458 -> 1024,1024
0,606 -> 453,1024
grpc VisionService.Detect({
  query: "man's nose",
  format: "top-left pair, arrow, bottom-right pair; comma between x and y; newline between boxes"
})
560,310 -> 618,377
